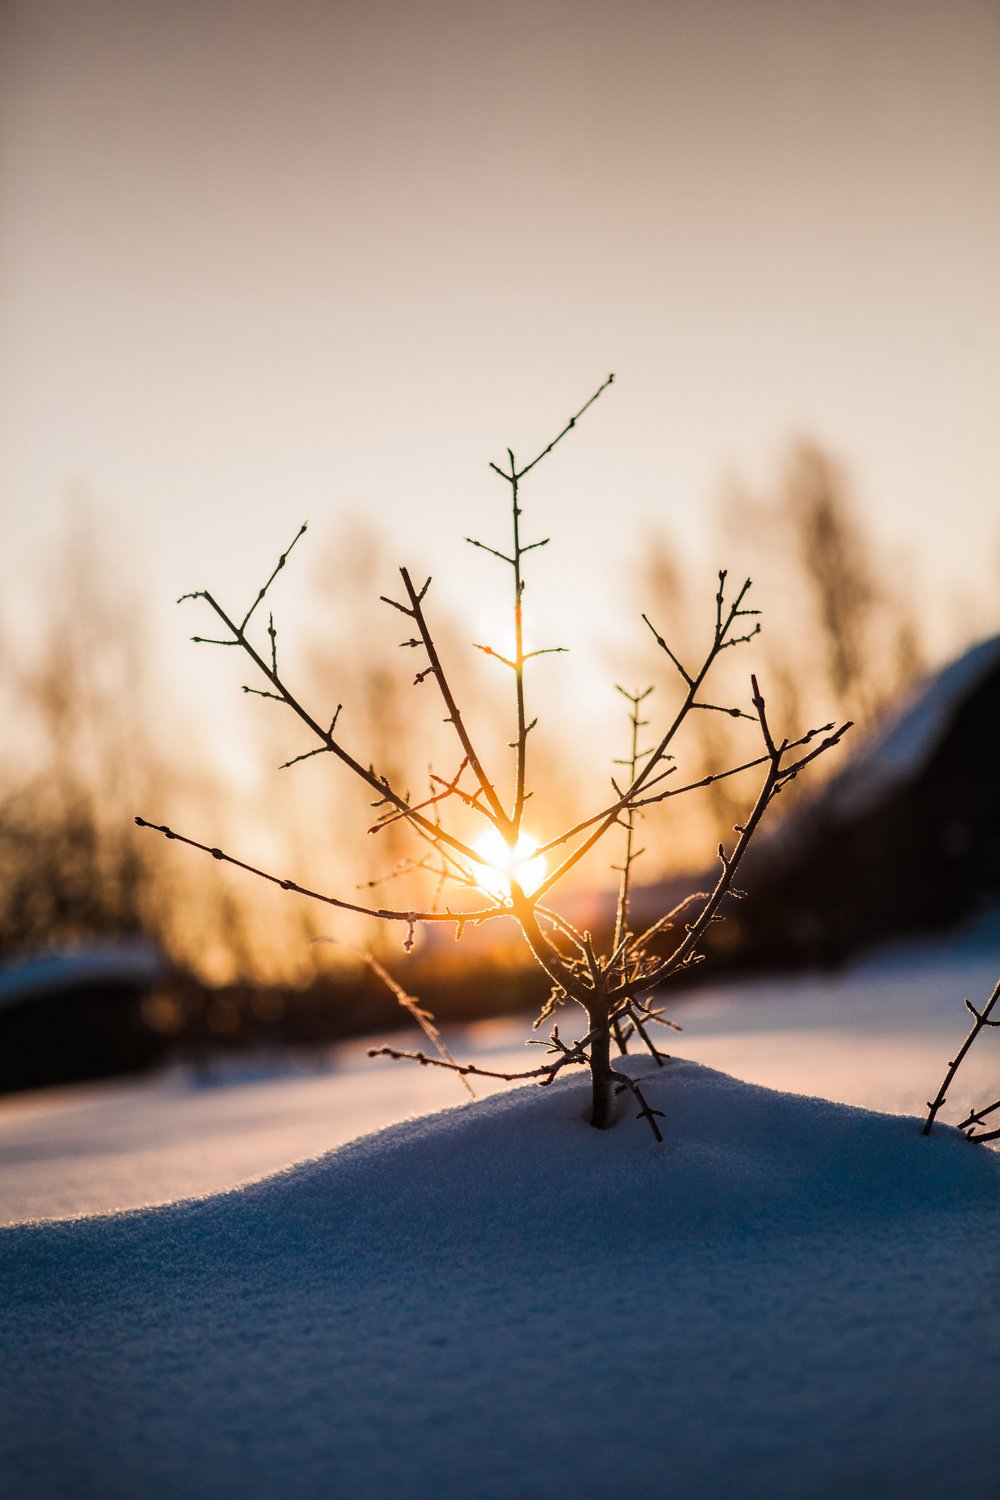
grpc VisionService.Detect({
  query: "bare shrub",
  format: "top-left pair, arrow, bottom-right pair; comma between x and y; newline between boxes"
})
139,380 -> 849,1135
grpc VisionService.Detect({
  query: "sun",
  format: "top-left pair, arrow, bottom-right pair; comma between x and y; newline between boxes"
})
472,826 -> 547,900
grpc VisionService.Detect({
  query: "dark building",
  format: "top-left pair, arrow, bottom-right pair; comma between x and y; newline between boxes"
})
694,634 -> 1000,971
0,940 -> 171,1092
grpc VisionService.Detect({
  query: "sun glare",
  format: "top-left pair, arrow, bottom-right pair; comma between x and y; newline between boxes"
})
472,827 -> 547,899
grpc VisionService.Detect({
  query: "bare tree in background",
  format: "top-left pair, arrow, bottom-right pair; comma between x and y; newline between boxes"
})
777,442 -> 925,724
0,517 -> 163,958
629,437 -> 928,871
0,515 -> 264,982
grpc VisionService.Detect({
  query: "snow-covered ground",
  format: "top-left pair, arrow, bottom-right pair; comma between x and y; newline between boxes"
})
2,921 -> 997,1226
1,924 -> 998,1498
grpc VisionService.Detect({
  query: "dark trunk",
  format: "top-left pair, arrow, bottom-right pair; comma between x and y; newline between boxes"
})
588,1014 -> 612,1128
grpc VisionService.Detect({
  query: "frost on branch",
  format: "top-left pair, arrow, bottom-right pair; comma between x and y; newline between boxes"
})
139,376 -> 851,1139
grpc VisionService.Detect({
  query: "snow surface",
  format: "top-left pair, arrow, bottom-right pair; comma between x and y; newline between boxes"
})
1,1056 -> 997,1500
2,921 -> 998,1225
2,927 -> 999,1498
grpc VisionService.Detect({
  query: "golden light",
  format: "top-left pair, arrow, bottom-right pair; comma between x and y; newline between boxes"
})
472,826 -> 547,900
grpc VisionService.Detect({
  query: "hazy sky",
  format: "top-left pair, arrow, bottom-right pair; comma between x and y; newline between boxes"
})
2,0 -> 999,729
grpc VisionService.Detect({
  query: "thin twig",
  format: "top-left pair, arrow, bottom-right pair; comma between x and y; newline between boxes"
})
923,975 -> 1000,1136
134,817 -> 505,930
614,677 -> 832,1001
366,1041 -> 588,1085
957,1097 -> 1000,1132
512,373 -> 615,481
611,1068 -> 666,1142
534,719 -> 838,861
396,567 -> 509,829
482,375 -> 614,835
612,685 -> 654,956
239,523 -> 309,631
318,941 -> 475,1098
534,580 -> 790,900
179,584 -> 488,870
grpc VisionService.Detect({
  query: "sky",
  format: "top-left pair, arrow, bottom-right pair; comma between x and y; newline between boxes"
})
2,0 -> 999,749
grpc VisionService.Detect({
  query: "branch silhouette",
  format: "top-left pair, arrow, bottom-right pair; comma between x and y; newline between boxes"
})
140,377 -> 850,1137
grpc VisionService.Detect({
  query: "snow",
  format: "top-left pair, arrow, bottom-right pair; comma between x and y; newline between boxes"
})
2,921 -> 997,1225
0,1034 -> 530,1226
1,928 -> 999,1498
2,1056 -> 998,1499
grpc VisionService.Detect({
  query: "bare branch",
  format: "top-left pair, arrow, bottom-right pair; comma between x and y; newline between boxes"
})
322,942 -> 475,1098
630,891 -> 709,958
957,1098 -> 1000,1133
642,615 -> 691,684
510,373 -> 615,481
356,856 -> 437,891
612,686 -> 654,956
366,1042 -> 588,1085
533,575 -> 779,899
379,592 -> 414,617
614,693 -> 804,1001
279,745 -> 331,771
134,817 -> 504,929
923,974 -> 1000,1136
241,523 -> 308,631
369,757 -> 472,834
611,1069 -> 666,1142
398,567 -> 509,828
183,585 -> 487,869
473,644 -> 517,670
478,376 -> 617,834
692,701 -> 756,721
465,537 -> 515,566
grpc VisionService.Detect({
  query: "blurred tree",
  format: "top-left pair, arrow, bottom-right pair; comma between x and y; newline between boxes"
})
774,441 -> 925,723
720,440 -> 926,729
0,510 -> 266,981
0,514 -> 163,959
629,438 -> 929,875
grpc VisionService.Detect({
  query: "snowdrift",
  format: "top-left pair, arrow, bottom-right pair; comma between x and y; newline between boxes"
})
2,1059 -> 997,1499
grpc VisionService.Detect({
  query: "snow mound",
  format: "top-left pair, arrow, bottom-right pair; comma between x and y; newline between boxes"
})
2,1059 -> 998,1500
